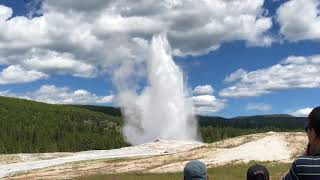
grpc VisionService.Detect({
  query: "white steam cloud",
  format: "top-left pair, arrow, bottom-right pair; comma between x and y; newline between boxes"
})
116,34 -> 199,145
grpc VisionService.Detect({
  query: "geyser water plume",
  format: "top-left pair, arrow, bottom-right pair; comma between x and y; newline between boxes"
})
118,34 -> 199,145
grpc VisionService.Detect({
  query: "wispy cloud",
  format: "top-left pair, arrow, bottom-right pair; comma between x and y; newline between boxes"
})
220,55 -> 320,98
0,85 -> 114,105
246,103 -> 272,112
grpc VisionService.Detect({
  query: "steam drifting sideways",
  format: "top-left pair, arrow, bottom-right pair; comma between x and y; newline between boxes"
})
117,35 -> 199,145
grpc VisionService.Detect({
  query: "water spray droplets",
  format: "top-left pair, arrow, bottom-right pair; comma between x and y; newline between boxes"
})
119,34 -> 199,145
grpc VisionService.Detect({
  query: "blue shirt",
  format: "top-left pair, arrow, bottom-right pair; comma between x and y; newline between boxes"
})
284,155 -> 320,180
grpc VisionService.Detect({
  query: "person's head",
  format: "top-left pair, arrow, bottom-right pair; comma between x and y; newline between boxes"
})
183,160 -> 208,180
247,164 -> 270,180
305,107 -> 320,144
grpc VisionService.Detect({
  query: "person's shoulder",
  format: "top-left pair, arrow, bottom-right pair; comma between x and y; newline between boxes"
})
291,155 -> 320,175
295,155 -> 320,165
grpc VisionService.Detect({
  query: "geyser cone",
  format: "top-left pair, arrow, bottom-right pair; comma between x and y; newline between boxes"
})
121,34 -> 199,145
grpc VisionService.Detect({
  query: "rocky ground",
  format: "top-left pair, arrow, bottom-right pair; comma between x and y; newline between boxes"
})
0,132 -> 307,179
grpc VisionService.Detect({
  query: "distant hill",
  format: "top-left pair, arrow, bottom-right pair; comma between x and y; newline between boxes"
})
68,105 -> 306,130
0,96 -> 306,153
0,96 -> 128,154
47,104 -> 307,144
198,115 -> 305,143
198,115 -> 306,130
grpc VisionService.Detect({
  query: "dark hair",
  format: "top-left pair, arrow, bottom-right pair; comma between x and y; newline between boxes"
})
247,164 -> 269,180
308,107 -> 320,137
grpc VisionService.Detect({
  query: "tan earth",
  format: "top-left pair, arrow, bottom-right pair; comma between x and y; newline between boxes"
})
0,132 -> 307,179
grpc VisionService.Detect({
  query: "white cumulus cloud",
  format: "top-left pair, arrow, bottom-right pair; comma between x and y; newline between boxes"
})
0,0 -> 273,84
0,4 -> 12,20
23,49 -> 97,78
277,0 -> 320,41
220,55 -> 320,98
0,65 -> 48,84
192,95 -> 226,114
0,85 -> 114,104
290,107 -> 313,117
193,84 -> 214,95
192,84 -> 226,114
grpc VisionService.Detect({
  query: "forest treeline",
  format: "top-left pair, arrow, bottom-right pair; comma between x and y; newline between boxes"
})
0,96 -> 128,153
0,96 -> 306,153
198,115 -> 306,143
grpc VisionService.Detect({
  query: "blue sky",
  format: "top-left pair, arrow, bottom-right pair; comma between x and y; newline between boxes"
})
0,0 -> 319,117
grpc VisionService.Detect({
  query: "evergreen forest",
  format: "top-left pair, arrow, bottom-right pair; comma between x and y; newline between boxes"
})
0,96 -> 306,153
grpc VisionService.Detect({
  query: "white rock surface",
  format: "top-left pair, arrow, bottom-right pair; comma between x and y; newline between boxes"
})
204,133 -> 291,165
0,132 -> 307,178
0,139 -> 204,178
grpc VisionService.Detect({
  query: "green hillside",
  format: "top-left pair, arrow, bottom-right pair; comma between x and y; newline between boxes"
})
0,96 -> 306,153
0,96 -> 128,154
70,105 -> 307,131
70,105 -> 122,117
198,115 -> 306,129
197,115 -> 305,143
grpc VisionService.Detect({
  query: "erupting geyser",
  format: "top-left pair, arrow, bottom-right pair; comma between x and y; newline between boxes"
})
118,34 -> 199,145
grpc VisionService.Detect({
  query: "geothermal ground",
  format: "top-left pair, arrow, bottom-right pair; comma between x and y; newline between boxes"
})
0,132 -> 307,179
